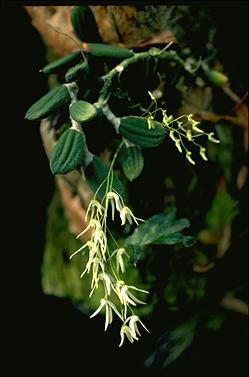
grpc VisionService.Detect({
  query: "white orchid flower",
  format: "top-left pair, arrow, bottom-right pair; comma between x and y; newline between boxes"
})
115,280 -> 149,318
85,199 -> 104,221
76,219 -> 102,239
106,191 -> 123,220
124,315 -> 149,338
90,298 -> 122,331
98,272 -> 114,296
120,206 -> 141,226
111,248 -> 130,273
119,324 -> 139,347
69,240 -> 95,260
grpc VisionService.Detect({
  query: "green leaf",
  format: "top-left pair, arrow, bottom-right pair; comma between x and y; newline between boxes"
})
205,188 -> 238,237
119,116 -> 166,148
125,208 -> 195,247
204,69 -> 228,86
25,85 -> 70,120
145,317 -> 198,368
85,156 -> 126,201
40,50 -> 81,74
71,6 -> 102,42
85,43 -> 134,59
119,144 -> 144,181
50,128 -> 86,175
69,100 -> 97,123
65,61 -> 89,82
128,245 -> 143,266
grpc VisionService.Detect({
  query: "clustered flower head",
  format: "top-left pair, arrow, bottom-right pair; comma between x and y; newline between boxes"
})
70,187 -> 149,346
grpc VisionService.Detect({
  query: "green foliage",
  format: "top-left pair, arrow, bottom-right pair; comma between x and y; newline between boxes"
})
204,68 -> 229,87
208,123 -> 234,181
125,208 -> 195,247
205,312 -> 225,331
119,144 -> 144,181
85,43 -> 134,59
119,116 -> 166,148
164,274 -> 206,307
145,316 -> 198,368
50,129 -> 86,174
25,85 -> 70,120
71,6 -> 102,42
69,100 -> 97,123
65,61 -> 89,82
205,188 -> 238,237
40,50 -> 81,74
85,155 -> 126,200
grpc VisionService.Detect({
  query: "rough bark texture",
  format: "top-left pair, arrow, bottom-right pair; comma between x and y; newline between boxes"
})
24,5 -> 175,57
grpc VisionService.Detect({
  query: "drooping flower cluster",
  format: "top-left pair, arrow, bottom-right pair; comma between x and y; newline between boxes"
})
146,92 -> 220,165
70,188 -> 149,346
163,112 -> 220,165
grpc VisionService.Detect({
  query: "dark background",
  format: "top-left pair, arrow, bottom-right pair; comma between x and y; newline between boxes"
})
1,2 -> 248,376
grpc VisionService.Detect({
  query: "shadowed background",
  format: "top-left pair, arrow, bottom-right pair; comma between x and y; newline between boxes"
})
1,3 -> 248,376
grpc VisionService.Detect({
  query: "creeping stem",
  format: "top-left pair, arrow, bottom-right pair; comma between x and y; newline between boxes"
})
97,49 -> 186,105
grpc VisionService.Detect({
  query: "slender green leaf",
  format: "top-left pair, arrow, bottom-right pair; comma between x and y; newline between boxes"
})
40,50 -> 81,74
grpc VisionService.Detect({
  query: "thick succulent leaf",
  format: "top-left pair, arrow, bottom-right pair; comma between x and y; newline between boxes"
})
84,43 -> 134,59
119,144 -> 144,181
40,50 -> 81,74
119,116 -> 166,148
125,208 -> 195,247
71,6 -> 102,42
69,100 -> 97,123
50,129 -> 86,175
25,85 -> 70,120
85,156 -> 126,201
65,61 -> 89,82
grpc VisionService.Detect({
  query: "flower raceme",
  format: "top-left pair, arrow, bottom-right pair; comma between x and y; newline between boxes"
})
70,189 -> 149,346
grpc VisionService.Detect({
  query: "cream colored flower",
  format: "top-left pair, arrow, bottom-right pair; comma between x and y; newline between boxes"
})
80,256 -> 104,279
119,324 -> 138,347
112,248 -> 130,273
90,298 -> 122,331
94,228 -> 107,259
125,315 -> 149,338
106,191 -> 122,220
98,272 -> 114,296
115,280 -> 149,318
69,240 -> 95,260
120,207 -> 140,226
85,199 -> 104,221
76,219 -> 102,240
